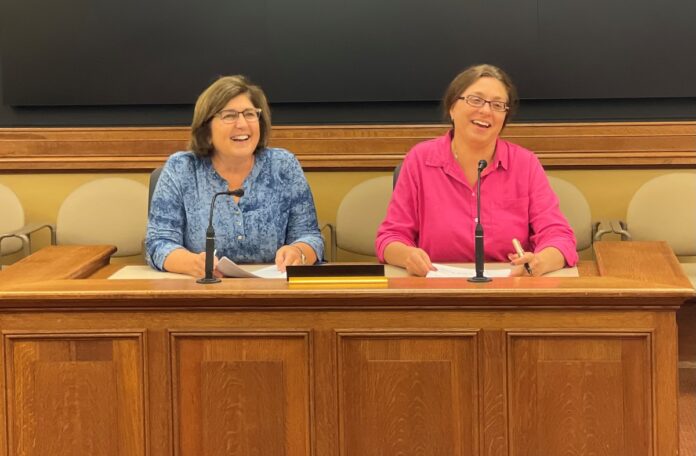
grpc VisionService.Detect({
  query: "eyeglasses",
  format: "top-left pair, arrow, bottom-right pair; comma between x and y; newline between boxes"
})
458,95 -> 509,112
214,108 -> 262,124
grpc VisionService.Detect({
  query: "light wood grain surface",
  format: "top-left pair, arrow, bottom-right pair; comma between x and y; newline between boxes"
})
1,121 -> 695,171
0,241 -> 691,456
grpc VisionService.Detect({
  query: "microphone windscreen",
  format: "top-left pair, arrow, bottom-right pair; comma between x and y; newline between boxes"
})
478,160 -> 487,171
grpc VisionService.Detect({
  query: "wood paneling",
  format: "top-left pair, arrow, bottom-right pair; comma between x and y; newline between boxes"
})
170,331 -> 311,456
337,332 -> 479,456
508,333 -> 652,456
0,122 -> 694,172
3,332 -> 146,456
0,309 -> 682,456
0,245 -> 115,286
481,330 -> 507,456
595,241 -> 693,288
0,241 -> 689,456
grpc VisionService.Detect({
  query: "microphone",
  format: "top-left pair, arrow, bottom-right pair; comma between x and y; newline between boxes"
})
468,160 -> 491,283
196,188 -> 245,284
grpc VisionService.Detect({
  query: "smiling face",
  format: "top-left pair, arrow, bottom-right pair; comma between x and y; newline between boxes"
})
209,93 -> 261,161
449,77 -> 509,147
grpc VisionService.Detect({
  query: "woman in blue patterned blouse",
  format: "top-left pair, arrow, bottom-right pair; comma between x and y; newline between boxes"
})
145,75 -> 323,277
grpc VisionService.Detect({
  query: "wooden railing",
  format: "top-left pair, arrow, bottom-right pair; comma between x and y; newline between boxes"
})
1,121 -> 695,172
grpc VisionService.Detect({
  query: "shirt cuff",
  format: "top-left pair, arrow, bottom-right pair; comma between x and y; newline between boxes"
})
147,241 -> 183,271
534,241 -> 579,267
291,235 -> 324,263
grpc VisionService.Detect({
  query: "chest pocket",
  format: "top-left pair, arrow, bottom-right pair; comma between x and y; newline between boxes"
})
493,196 -> 529,230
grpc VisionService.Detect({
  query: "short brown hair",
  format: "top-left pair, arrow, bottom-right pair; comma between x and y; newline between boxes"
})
189,75 -> 272,157
442,64 -> 519,127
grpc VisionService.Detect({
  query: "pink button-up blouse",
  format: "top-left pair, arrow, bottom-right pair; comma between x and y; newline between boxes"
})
375,132 -> 578,266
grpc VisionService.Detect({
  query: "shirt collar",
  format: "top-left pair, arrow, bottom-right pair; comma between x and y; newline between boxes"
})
204,147 -> 267,189
245,148 -> 266,184
425,130 -> 509,173
424,131 -> 455,168
492,138 -> 509,171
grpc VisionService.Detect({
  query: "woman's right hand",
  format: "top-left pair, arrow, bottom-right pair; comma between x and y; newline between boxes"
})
403,247 -> 436,277
384,242 -> 436,277
163,248 -> 221,278
192,251 -> 222,278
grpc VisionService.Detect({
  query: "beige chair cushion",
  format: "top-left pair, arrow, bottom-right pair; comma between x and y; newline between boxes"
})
336,176 -> 393,257
0,183 -> 26,255
547,176 -> 593,251
681,262 -> 696,290
57,178 -> 148,257
627,173 -> 696,256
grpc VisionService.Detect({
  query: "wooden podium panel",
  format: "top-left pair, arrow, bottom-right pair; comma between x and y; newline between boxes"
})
3,333 -> 146,456
0,242 -> 691,456
170,332 -> 311,456
338,332 -> 478,456
508,333 -> 651,456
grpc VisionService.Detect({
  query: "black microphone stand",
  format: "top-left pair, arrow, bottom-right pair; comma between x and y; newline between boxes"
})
468,160 -> 491,283
197,188 -> 245,284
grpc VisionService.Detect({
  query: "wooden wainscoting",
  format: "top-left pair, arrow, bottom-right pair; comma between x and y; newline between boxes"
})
0,241 -> 689,456
507,332 -> 653,454
0,121 -> 695,172
337,331 -> 479,455
169,331 -> 312,455
3,331 -> 146,455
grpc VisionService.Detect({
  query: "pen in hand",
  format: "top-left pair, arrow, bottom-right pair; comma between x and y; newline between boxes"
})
511,238 -> 532,275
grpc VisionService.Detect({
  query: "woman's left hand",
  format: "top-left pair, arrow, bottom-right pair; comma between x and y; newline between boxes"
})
508,250 -> 537,276
275,245 -> 304,272
508,246 -> 566,277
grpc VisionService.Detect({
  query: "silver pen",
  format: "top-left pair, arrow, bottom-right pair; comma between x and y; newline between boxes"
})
512,238 -> 532,275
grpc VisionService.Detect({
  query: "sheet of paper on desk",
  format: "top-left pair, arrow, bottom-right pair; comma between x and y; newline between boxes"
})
108,266 -> 192,279
427,263 -> 511,278
218,257 -> 287,279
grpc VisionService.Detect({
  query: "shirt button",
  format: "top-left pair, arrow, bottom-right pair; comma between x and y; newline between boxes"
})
471,192 -> 475,196
237,235 -> 244,240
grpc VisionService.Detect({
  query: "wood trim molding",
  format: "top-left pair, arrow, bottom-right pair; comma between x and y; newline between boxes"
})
1,121 -> 695,172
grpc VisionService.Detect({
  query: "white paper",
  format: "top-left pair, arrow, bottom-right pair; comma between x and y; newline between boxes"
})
249,264 -> 287,279
108,265 -> 192,280
217,257 -> 287,279
427,263 -> 511,278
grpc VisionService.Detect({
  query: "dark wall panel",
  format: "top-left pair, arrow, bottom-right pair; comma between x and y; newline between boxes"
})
1,0 -> 696,125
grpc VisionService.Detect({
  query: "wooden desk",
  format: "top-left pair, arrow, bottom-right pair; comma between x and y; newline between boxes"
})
0,242 -> 692,456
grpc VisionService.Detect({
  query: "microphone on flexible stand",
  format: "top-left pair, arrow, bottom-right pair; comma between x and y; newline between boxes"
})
468,160 -> 491,283
196,188 -> 245,284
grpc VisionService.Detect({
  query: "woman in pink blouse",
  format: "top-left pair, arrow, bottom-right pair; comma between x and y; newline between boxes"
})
375,64 -> 577,276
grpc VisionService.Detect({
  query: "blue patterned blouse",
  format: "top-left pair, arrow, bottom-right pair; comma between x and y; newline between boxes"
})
145,148 -> 323,270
